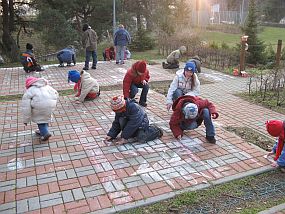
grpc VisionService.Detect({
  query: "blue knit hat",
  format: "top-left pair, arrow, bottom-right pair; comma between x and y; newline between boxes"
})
184,61 -> 196,72
68,70 -> 80,83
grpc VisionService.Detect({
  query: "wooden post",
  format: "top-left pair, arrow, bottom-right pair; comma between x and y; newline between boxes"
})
276,39 -> 282,67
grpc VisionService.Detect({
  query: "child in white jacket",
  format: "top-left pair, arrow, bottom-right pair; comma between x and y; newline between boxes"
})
22,77 -> 58,141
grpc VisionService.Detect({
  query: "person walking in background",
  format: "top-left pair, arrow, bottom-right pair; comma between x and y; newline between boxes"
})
166,61 -> 200,111
68,70 -> 100,104
57,46 -> 76,67
162,46 -> 187,69
82,23 -> 98,70
188,55 -> 202,73
114,24 -> 131,65
169,95 -> 219,144
123,61 -> 150,107
266,120 -> 285,172
103,46 -> 115,61
105,95 -> 163,145
20,43 -> 44,73
22,77 -> 58,141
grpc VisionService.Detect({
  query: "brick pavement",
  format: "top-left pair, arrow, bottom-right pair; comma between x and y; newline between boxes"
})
0,62 -> 281,213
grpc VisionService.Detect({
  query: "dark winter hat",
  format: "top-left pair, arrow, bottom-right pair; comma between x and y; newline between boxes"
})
82,23 -> 89,31
184,61 -> 196,72
26,43 -> 33,50
68,70 -> 80,83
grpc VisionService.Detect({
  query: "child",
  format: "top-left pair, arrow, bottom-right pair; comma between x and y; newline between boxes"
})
103,46 -> 115,61
68,70 -> 100,104
162,46 -> 187,69
57,46 -> 76,67
105,95 -> 163,145
266,120 -> 285,172
20,43 -> 44,73
22,77 -> 58,141
125,48 -> 131,60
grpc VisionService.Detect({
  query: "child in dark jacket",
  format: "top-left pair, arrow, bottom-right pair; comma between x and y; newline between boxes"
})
20,43 -> 44,73
105,95 -> 163,145
266,120 -> 285,172
57,46 -> 76,67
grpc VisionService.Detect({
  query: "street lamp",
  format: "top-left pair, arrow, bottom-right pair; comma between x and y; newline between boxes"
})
113,0 -> 116,35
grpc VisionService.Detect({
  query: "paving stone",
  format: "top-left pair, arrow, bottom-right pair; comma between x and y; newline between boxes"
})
28,197 -> 40,211
16,199 -> 28,213
72,188 -> 85,200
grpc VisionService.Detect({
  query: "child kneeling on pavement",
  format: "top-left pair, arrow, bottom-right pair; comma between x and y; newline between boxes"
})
105,95 -> 163,145
68,70 -> 100,104
22,77 -> 58,141
266,120 -> 285,172
169,95 -> 219,143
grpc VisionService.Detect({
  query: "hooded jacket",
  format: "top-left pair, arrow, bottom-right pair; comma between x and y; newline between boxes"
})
82,28 -> 98,51
166,69 -> 200,105
188,58 -> 202,73
76,71 -> 100,102
22,78 -> 58,124
107,99 -> 148,139
169,95 -> 218,138
123,62 -> 150,98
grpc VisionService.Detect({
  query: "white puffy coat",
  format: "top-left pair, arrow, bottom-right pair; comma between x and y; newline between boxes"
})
166,69 -> 200,105
78,71 -> 99,102
22,79 -> 58,124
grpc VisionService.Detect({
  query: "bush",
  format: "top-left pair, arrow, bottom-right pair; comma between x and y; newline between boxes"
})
129,29 -> 155,51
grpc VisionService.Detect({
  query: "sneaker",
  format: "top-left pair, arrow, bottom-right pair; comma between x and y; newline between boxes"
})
91,66 -> 97,69
139,102 -> 147,107
40,133 -> 52,141
34,129 -> 41,135
66,64 -> 72,67
58,64 -> 64,67
120,61 -> 125,65
83,67 -> 89,70
162,62 -> 166,68
206,136 -> 216,144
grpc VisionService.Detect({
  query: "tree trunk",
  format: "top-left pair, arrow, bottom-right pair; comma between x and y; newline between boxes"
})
2,0 -> 20,62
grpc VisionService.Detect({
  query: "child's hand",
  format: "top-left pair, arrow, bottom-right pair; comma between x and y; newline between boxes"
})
177,135 -> 182,140
271,161 -> 278,168
267,152 -> 274,157
116,138 -> 128,145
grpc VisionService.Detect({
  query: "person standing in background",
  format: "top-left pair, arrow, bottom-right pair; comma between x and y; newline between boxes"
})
114,24 -> 131,65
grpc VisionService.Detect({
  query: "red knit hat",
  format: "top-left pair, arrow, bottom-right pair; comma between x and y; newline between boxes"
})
266,120 -> 283,137
132,61 -> 146,73
25,77 -> 39,89
110,95 -> 126,112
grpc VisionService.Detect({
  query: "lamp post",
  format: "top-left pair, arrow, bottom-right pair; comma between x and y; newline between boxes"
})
113,0 -> 116,35
240,35 -> 248,73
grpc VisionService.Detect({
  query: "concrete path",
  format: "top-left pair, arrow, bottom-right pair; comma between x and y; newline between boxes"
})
0,61 -> 281,213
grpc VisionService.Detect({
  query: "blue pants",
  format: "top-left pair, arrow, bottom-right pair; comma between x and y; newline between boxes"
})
115,46 -> 126,63
172,88 -> 184,102
85,50 -> 97,69
38,123 -> 49,137
130,83 -> 149,105
180,108 -> 215,137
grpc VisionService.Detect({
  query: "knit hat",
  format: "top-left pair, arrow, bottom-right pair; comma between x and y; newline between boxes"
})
132,61 -> 146,73
68,70 -> 80,83
110,95 -> 126,112
183,102 -> 198,119
184,61 -> 196,72
26,43 -> 33,50
25,77 -> 39,89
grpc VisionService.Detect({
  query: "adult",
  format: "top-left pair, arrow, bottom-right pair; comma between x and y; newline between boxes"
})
166,61 -> 200,111
169,95 -> 219,144
162,46 -> 187,69
82,23 -> 98,70
123,61 -> 150,107
188,55 -> 202,73
105,95 -> 163,145
57,46 -> 76,67
114,24 -> 131,65
20,43 -> 44,73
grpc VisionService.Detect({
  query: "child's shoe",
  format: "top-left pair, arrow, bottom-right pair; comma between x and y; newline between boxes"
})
40,133 -> 51,141
206,136 -> 216,144
34,129 -> 41,135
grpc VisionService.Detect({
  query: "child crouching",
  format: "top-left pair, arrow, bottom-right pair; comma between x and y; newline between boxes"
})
22,77 -> 58,141
68,70 -> 100,104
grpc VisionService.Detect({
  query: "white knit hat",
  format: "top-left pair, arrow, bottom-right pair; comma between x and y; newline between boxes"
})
183,103 -> 198,119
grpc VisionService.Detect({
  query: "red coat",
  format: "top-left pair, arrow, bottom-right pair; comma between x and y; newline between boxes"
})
169,95 -> 218,138
123,68 -> 150,98
105,48 -> 115,61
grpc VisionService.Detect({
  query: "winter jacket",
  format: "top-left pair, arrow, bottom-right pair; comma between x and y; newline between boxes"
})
75,71 -> 100,102
22,79 -> 58,124
123,67 -> 150,98
169,95 -> 218,138
57,48 -> 75,63
107,99 -> 149,139
20,50 -> 37,69
166,69 -> 200,105
104,48 -> 115,61
167,50 -> 183,64
82,28 -> 98,51
114,28 -> 131,46
188,58 -> 202,73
